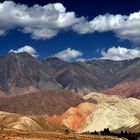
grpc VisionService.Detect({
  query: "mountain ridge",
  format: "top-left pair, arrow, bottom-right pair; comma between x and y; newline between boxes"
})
0,52 -> 140,97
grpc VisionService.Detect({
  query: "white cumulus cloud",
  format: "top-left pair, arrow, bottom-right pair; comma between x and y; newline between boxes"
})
0,1 -> 81,39
100,46 -> 140,61
9,45 -> 38,57
0,1 -> 140,47
73,12 -> 140,47
54,48 -> 83,61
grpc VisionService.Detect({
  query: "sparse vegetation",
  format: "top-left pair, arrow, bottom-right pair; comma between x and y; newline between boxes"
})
64,129 -> 70,134
0,128 -> 122,140
83,128 -> 140,140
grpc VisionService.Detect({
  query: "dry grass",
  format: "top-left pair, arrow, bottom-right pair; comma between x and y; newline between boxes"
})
0,128 -> 125,140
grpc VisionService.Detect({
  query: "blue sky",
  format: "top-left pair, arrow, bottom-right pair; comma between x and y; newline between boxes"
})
0,0 -> 140,61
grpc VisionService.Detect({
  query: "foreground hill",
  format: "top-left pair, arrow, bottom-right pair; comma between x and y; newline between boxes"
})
0,52 -> 140,97
0,90 -> 84,115
48,92 -> 140,133
0,128 -> 125,140
0,111 -> 66,132
81,93 -> 140,132
0,111 -> 125,140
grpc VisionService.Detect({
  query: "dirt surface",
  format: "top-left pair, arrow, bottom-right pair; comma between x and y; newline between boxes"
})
0,128 -> 125,140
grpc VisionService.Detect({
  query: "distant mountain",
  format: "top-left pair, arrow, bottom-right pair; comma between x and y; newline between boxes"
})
103,81 -> 140,98
0,52 -> 61,95
45,57 -> 140,97
0,52 -> 140,97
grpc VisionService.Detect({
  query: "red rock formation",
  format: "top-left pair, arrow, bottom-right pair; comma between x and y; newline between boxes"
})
45,102 -> 96,131
0,90 -> 5,97
103,81 -> 140,98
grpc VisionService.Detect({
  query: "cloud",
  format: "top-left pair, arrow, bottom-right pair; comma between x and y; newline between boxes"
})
100,46 -> 140,61
0,1 -> 140,47
9,45 -> 38,57
73,12 -> 140,47
0,1 -> 81,39
54,48 -> 83,61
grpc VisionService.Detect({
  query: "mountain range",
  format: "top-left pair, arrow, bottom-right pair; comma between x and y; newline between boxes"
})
0,52 -> 140,98
0,52 -> 140,137
0,92 -> 140,134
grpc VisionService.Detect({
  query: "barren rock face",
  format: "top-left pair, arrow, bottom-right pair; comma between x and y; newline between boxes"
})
103,81 -> 140,98
0,90 -> 84,115
80,103 -> 140,132
1,52 -> 140,97
50,92 -> 140,133
79,92 -> 140,132
60,102 -> 96,130
0,52 -> 61,95
43,102 -> 97,131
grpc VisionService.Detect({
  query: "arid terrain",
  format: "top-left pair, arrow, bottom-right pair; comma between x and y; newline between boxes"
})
45,92 -> 140,133
0,128 -> 126,140
0,53 -> 140,139
0,111 -> 126,140
0,90 -> 84,115
0,0 -> 140,139
1,52 -> 140,98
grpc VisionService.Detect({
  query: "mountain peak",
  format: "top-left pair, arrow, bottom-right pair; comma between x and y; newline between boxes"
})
7,51 -> 34,58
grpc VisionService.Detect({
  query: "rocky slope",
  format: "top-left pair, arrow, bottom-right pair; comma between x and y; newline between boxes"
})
0,90 -> 84,115
0,52 -> 140,97
0,111 -> 126,140
0,111 -> 67,132
51,92 -> 140,133
81,92 -> 140,132
103,81 -> 140,98
46,102 -> 96,131
0,52 -> 61,95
